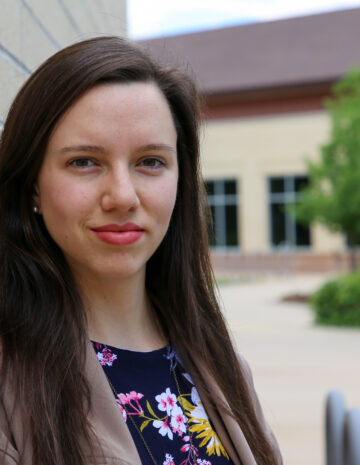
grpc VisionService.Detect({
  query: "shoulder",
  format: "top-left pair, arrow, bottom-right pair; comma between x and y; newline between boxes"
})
236,353 -> 283,464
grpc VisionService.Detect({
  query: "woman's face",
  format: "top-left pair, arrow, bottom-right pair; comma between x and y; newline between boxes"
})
35,82 -> 178,282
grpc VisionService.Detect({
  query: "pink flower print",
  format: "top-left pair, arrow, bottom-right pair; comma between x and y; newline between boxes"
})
115,399 -> 127,422
118,393 -> 129,405
156,387 -> 177,415
180,443 -> 190,453
181,435 -> 191,451
170,405 -> 187,436
197,460 -> 212,465
97,347 -> 117,366
180,435 -> 199,465
163,454 -> 176,465
153,418 -> 174,440
117,391 -> 144,416
127,391 -> 144,402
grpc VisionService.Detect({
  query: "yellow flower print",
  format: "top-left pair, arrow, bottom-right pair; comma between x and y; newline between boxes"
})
188,407 -> 229,458
178,388 -> 229,459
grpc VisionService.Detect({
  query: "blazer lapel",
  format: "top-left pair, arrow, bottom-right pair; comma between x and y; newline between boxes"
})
85,340 -> 142,465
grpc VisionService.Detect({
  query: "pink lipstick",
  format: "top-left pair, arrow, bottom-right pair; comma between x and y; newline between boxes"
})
92,223 -> 144,246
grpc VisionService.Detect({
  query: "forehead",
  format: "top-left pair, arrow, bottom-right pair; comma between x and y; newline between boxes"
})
47,82 -> 177,150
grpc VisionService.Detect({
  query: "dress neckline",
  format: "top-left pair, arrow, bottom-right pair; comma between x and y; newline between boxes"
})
91,340 -> 170,356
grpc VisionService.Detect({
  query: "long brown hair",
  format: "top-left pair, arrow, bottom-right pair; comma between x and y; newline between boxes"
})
0,37 -> 278,464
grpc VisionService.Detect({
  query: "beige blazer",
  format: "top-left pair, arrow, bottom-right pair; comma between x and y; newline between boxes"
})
0,341 -> 282,465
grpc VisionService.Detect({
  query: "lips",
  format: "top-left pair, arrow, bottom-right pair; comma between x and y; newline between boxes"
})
92,223 -> 143,232
92,223 -> 144,245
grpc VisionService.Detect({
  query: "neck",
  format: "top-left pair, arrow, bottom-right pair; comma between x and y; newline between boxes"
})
76,270 -> 166,352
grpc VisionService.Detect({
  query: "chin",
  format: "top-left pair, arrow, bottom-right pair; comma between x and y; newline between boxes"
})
97,260 -> 146,280
67,256 -> 146,283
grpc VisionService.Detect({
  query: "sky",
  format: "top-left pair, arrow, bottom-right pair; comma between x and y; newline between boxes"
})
128,0 -> 360,39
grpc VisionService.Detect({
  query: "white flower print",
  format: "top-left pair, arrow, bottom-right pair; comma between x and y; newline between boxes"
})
191,387 -> 201,405
190,400 -> 207,422
170,405 -> 187,436
153,418 -> 174,440
163,453 -> 176,465
155,387 -> 177,415
182,372 -> 194,385
197,460 -> 212,465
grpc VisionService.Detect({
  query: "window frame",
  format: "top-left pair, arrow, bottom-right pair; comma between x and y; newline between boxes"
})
205,178 -> 239,249
268,175 -> 311,249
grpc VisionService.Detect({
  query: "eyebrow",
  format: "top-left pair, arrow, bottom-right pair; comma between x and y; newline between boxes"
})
136,143 -> 176,154
59,145 -> 106,154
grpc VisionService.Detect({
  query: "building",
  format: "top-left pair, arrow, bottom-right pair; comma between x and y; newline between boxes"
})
138,8 -> 360,275
0,0 -> 126,129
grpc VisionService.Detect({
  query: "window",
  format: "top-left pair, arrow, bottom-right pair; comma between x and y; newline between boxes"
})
268,176 -> 310,248
205,179 -> 238,247
345,233 -> 360,248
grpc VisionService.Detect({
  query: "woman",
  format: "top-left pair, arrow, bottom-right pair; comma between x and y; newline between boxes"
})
0,37 -> 282,465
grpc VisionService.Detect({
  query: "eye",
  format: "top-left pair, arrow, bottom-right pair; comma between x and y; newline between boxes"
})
138,157 -> 165,169
68,158 -> 96,168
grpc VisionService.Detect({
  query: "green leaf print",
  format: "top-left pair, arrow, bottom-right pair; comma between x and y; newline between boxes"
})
140,419 -> 150,432
146,400 -> 160,419
177,395 -> 194,412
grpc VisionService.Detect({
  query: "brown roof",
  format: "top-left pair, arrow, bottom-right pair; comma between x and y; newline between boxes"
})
137,8 -> 360,95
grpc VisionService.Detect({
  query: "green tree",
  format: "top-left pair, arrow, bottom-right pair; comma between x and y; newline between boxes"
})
295,68 -> 360,270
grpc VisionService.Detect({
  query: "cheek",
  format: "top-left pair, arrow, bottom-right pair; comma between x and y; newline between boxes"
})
150,177 -> 178,221
38,177 -> 94,224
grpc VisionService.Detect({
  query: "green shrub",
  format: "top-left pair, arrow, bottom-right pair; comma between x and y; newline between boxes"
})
311,271 -> 360,327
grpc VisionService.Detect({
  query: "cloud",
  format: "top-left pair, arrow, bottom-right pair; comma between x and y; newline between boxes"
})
128,0 -> 360,39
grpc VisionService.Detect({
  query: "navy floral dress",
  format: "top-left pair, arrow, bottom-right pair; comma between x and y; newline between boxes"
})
92,342 -> 233,465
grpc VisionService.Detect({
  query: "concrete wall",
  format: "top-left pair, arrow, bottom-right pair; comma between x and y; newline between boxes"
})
0,0 -> 126,127
201,110 -> 345,253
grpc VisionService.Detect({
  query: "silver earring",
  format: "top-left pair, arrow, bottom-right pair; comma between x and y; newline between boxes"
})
33,205 -> 39,213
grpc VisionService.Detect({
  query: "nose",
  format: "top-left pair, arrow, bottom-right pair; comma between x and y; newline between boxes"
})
100,165 -> 140,212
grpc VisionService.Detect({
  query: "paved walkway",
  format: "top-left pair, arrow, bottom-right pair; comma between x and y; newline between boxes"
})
218,274 -> 360,465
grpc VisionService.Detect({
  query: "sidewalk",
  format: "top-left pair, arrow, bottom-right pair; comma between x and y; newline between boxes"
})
218,274 -> 360,465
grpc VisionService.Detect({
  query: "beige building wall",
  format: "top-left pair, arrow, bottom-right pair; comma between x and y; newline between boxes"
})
0,0 -> 126,128
201,110 -> 345,253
